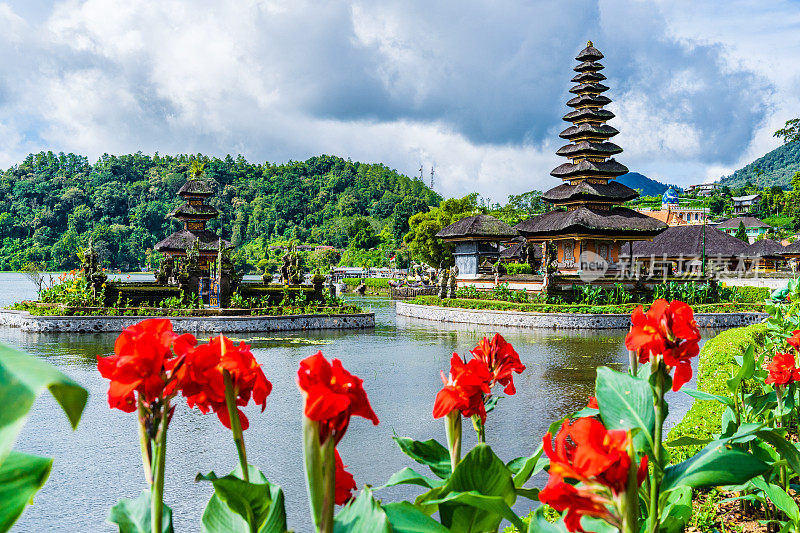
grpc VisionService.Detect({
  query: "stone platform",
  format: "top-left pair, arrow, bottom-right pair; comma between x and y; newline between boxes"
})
395,302 -> 766,330
0,309 -> 375,333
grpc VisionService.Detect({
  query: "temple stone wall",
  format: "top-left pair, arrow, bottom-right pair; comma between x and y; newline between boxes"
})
396,302 -> 766,330
0,310 -> 374,333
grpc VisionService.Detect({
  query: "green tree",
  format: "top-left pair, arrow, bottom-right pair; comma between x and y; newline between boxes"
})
775,118 -> 800,144
734,221 -> 749,242
404,194 -> 478,267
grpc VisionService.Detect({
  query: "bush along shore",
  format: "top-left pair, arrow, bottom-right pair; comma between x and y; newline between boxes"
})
9,270 -> 364,317
340,277 -> 391,295
6,294 -> 797,532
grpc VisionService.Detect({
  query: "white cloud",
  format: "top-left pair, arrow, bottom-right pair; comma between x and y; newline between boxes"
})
0,0 -> 795,198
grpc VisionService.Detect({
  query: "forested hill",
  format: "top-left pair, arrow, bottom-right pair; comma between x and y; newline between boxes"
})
0,152 -> 441,271
617,172 -> 671,197
719,142 -> 800,188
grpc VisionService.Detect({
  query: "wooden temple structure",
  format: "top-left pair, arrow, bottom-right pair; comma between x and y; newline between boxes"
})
155,178 -> 230,275
436,215 -> 519,278
514,42 -> 666,273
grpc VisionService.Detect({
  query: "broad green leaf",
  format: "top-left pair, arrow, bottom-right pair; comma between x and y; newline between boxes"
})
427,491 -> 526,533
682,388 -> 734,407
507,445 -> 544,488
108,490 -> 174,533
392,437 -> 451,479
752,478 -> 800,523
661,443 -> 769,492
595,367 -> 654,453
527,507 -> 568,533
658,486 -> 692,533
382,502 -> 449,533
434,444 -> 517,533
580,516 -> 618,532
666,436 -> 713,448
197,465 -> 287,533
757,430 -> 800,476
379,467 -> 443,490
515,487 -> 540,500
0,343 -> 87,461
334,487 -> 391,533
0,450 -> 52,532
727,345 -> 756,394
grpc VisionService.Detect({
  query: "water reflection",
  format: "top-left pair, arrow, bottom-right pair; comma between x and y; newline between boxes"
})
1,283 -> 705,532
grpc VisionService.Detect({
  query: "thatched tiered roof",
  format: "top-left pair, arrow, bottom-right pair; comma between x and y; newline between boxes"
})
620,225 -> 747,258
437,215 -> 519,241
517,42 -> 667,241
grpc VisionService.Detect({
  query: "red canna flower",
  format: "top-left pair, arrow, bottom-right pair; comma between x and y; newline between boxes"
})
178,335 -> 272,430
625,299 -> 701,391
469,333 -> 526,394
539,417 -> 647,532
334,449 -> 357,506
587,396 -> 599,409
297,351 -> 379,445
765,352 -> 800,387
433,353 -> 492,423
787,330 -> 800,352
97,318 -> 195,411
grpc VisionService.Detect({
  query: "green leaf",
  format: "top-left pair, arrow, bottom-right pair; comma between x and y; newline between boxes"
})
392,437 -> 452,479
0,343 -> 87,461
682,388 -> 734,407
108,490 -> 174,533
0,450 -> 52,532
666,436 -> 713,448
197,465 -> 287,533
757,430 -> 800,476
432,444 -> 517,533
508,445 -> 544,488
661,443 -> 769,492
726,345 -> 756,394
382,502 -> 450,533
427,491 -> 525,532
379,467 -> 444,490
752,478 -> 800,523
515,487 -> 540,500
334,487 -> 391,533
595,367 -> 655,453
527,507 -> 568,533
658,486 -> 692,533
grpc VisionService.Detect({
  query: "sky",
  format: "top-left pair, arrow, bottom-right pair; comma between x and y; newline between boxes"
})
0,0 -> 798,201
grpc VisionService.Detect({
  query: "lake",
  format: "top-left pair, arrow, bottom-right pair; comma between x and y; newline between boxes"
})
1,273 -> 705,532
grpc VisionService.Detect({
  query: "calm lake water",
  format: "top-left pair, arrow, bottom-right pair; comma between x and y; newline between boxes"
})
1,273 -> 709,532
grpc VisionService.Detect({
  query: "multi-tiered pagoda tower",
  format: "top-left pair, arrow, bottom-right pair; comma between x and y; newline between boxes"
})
155,178 -> 229,273
515,42 -> 666,272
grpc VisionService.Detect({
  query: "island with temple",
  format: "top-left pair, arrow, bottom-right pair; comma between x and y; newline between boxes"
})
1,166 -> 374,333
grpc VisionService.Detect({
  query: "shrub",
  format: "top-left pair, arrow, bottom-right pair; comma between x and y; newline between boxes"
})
505,263 -> 532,275
732,285 -> 771,304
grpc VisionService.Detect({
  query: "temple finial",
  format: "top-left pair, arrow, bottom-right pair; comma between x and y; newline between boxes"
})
587,40 -> 593,47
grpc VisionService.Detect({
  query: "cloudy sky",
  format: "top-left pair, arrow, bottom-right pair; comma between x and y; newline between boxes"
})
1,0 -> 798,201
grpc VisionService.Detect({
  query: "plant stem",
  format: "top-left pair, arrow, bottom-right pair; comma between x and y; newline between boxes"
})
649,359 -> 666,533
319,437 -> 336,533
471,414 -> 485,444
302,417 -> 323,530
445,411 -> 462,472
137,396 -> 153,485
223,370 -> 249,482
628,350 -> 638,376
151,400 -> 169,533
621,439 -> 640,533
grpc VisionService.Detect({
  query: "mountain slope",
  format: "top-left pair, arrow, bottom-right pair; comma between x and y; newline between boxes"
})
617,172 -> 671,197
719,142 -> 800,188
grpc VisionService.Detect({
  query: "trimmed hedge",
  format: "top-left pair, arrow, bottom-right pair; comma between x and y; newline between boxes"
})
732,285 -> 771,304
410,296 -> 765,315
666,322 -> 768,463
342,278 -> 391,288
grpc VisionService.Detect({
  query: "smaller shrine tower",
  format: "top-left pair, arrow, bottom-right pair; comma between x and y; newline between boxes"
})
155,178 -> 229,273
515,42 -> 666,272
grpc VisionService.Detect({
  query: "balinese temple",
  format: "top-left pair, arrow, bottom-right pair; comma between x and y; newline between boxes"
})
436,215 -> 519,278
155,178 -> 229,273
515,42 -> 667,273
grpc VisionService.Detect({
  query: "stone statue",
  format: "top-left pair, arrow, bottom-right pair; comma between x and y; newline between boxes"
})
80,238 -> 107,300
447,264 -> 458,298
155,256 -> 175,285
438,261 -> 449,299
326,275 -> 337,299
